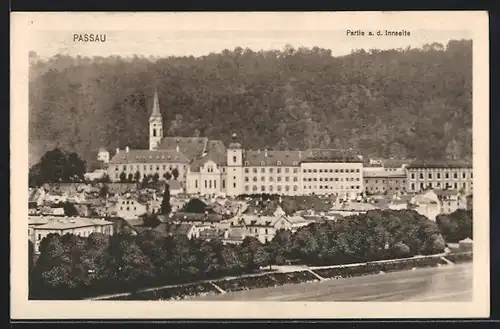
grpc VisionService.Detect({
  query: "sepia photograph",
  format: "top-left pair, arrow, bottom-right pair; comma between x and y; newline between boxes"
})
11,11 -> 489,319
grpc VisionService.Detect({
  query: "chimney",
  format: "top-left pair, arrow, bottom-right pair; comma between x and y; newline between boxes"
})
264,149 -> 268,157
176,145 -> 180,152
116,148 -> 119,154
125,146 -> 129,153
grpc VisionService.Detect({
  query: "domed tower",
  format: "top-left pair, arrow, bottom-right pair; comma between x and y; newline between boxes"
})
226,133 -> 244,196
149,89 -> 163,150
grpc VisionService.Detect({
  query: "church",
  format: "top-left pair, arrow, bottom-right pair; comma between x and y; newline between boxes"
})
107,91 -> 366,198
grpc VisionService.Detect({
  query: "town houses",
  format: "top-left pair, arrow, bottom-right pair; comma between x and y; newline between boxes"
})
28,91 -> 474,252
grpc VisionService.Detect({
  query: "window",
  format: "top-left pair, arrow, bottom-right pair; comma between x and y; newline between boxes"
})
245,186 -> 249,191
253,168 -> 257,173
285,177 -> 289,182
445,173 -> 450,179
253,186 -> 258,191
277,161 -> 282,166
293,177 -> 298,182
277,168 -> 281,174
428,173 -> 432,179
253,177 -> 257,182
126,207 -> 129,211
277,186 -> 282,191
411,183 -> 415,190
261,168 -> 265,173
233,156 -> 237,163
285,185 -> 290,191
261,186 -> 265,191
37,234 -> 41,241
233,183 -> 236,188
195,180 -> 198,188
453,173 -> 458,179
269,177 -> 274,182
205,180 -> 207,188
269,186 -> 273,192
319,169 -> 323,173
245,177 -> 249,182
411,173 -> 415,179
419,173 -> 424,179
209,180 -> 212,188
269,168 -> 274,173
277,177 -> 282,182
293,168 -> 298,173
462,172 -> 466,179
437,173 -> 441,179
293,185 -> 298,191
261,176 -> 265,182
222,180 -> 225,188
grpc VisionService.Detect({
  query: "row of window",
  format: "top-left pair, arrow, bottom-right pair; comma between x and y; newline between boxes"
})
304,185 -> 361,190
115,164 -> 187,172
194,180 -> 226,189
244,167 -> 299,174
366,186 -> 406,191
410,172 -> 472,180
304,177 -> 360,182
119,206 -> 138,211
245,176 -> 299,182
242,160 -> 299,166
303,168 -> 361,173
366,179 -> 406,184
244,185 -> 300,192
409,181 -> 471,190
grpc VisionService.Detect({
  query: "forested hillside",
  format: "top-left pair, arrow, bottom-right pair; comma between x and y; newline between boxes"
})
29,40 -> 472,167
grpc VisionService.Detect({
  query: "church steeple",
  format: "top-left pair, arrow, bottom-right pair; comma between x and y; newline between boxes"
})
149,89 -> 163,150
150,89 -> 162,120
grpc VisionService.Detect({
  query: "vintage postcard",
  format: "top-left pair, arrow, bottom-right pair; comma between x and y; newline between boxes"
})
11,11 -> 490,319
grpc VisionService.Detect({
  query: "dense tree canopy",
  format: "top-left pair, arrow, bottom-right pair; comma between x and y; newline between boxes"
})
30,209 -> 447,299
436,209 -> 473,243
29,41 -> 472,165
29,148 -> 86,187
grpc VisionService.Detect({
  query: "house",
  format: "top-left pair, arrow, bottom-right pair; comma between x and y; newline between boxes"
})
28,216 -> 114,254
84,169 -> 108,181
28,187 -> 46,208
114,196 -> 147,220
165,180 -> 183,196
458,237 -> 473,251
154,222 -> 198,239
222,227 -> 251,245
363,167 -> 407,195
431,189 -> 467,214
329,201 -> 378,217
170,212 -> 223,225
410,192 -> 441,221
466,194 -> 473,210
40,206 -> 65,216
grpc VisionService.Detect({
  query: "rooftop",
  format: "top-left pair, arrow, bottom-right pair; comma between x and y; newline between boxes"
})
109,149 -> 190,165
407,160 -> 472,169
28,216 -> 113,230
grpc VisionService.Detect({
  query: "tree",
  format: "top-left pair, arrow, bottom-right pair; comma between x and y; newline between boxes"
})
436,209 -> 473,243
61,202 -> 78,216
134,171 -> 141,182
119,172 -> 127,182
65,152 -> 86,181
98,184 -> 109,198
164,172 -> 172,181
239,237 -> 270,271
160,184 -> 172,215
182,198 -> 207,213
127,173 -> 134,182
152,172 -> 160,184
171,168 -> 180,180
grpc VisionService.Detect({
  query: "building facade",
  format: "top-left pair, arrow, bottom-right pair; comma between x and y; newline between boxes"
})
406,162 -> 473,194
104,91 -> 472,199
363,167 -> 407,195
29,216 -> 114,254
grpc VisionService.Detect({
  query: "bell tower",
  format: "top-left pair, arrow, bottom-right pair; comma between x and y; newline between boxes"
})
149,89 -> 163,150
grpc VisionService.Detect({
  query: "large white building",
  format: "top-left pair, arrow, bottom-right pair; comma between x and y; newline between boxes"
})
106,91 -> 472,198
106,91 -> 365,198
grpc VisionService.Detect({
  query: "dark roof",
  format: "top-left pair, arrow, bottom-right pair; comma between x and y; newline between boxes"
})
171,212 -> 223,222
363,169 -> 406,178
189,140 -> 228,172
407,160 -> 472,169
109,149 -> 190,165
156,137 -> 208,160
165,180 -> 182,190
301,149 -> 362,163
155,223 -> 195,236
380,159 -> 412,168
243,150 -> 302,166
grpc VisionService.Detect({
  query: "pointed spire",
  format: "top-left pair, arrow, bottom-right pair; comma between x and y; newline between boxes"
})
150,89 -> 161,119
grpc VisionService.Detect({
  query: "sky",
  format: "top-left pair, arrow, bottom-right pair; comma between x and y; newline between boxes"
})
26,13 -> 472,59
